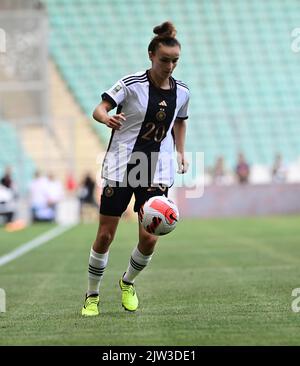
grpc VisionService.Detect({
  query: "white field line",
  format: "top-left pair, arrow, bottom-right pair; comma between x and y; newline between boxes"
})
0,224 -> 76,267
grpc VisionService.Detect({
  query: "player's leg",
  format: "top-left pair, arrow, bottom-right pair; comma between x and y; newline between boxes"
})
123,221 -> 158,281
87,214 -> 120,293
119,185 -> 168,311
82,214 -> 120,317
119,222 -> 158,311
82,182 -> 132,316
124,184 -> 168,282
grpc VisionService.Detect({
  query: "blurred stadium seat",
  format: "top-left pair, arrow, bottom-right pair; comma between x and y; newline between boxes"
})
43,0 -> 300,173
0,121 -> 35,192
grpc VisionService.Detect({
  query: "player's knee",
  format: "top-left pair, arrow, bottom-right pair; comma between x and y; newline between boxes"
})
141,234 -> 158,249
96,230 -> 114,246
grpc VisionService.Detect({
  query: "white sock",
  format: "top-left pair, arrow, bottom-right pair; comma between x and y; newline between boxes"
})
87,248 -> 109,296
122,247 -> 153,284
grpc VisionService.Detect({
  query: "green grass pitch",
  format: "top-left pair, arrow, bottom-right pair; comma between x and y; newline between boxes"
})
0,216 -> 300,345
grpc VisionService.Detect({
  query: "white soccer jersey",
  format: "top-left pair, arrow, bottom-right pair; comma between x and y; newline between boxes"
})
101,70 -> 189,187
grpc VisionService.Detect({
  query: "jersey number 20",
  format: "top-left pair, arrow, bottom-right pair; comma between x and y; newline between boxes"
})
142,123 -> 166,143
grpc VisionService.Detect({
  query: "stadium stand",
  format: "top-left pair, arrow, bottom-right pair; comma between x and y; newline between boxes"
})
20,60 -> 104,181
0,121 -> 35,193
43,0 -> 300,173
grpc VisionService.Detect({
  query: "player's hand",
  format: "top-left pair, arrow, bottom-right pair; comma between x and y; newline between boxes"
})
105,112 -> 126,130
177,153 -> 189,174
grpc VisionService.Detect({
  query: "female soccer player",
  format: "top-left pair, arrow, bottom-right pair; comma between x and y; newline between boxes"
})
82,21 -> 190,316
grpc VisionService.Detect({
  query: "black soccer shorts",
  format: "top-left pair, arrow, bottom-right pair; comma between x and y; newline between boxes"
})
99,180 -> 169,217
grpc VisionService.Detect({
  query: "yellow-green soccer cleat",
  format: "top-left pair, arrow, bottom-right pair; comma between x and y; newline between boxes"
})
119,278 -> 139,312
81,294 -> 100,316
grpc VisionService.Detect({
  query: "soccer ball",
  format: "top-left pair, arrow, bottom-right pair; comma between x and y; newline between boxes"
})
139,195 -> 179,236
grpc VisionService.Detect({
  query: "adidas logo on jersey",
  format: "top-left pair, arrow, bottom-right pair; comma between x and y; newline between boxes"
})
158,100 -> 167,107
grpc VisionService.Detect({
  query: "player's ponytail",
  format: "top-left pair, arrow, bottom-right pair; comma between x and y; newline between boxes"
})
148,21 -> 181,54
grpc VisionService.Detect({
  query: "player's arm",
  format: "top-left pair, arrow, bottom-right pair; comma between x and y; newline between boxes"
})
92,100 -> 126,130
173,118 -> 189,174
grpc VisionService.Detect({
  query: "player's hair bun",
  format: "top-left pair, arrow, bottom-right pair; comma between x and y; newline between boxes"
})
148,21 -> 180,53
153,21 -> 177,38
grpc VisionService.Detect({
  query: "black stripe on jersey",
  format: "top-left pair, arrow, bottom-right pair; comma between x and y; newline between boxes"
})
101,128 -> 115,177
125,77 -> 148,87
106,129 -> 115,152
176,81 -> 189,90
127,72 -> 177,186
122,72 -> 147,83
116,104 -> 123,114
176,116 -> 188,120
101,92 -> 117,109
124,75 -> 147,82
171,126 -> 175,143
102,106 -> 121,161
176,80 -> 188,87
100,101 -> 120,174
124,75 -> 147,84
169,77 -> 176,89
